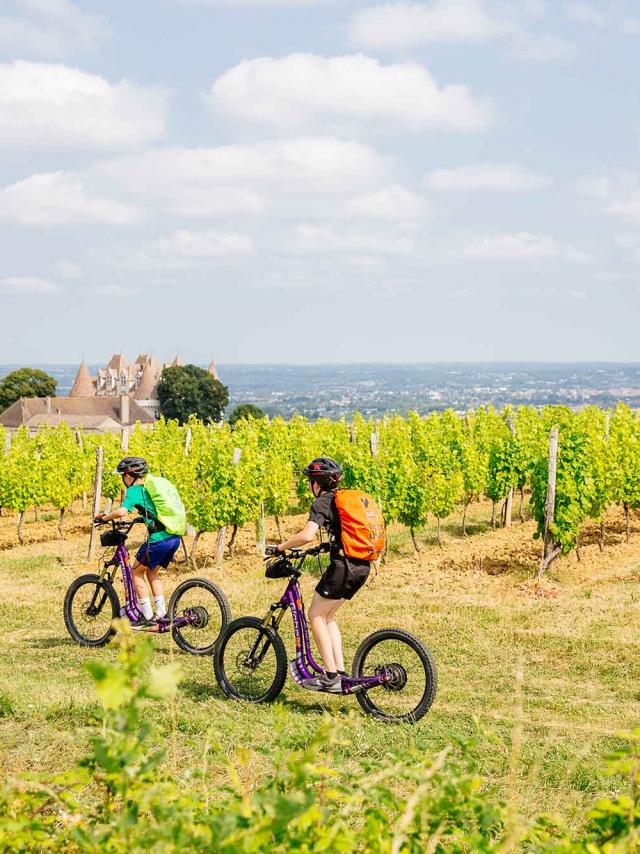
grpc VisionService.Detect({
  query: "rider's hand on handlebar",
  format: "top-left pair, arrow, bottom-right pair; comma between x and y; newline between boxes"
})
264,544 -> 280,556
93,514 -> 105,525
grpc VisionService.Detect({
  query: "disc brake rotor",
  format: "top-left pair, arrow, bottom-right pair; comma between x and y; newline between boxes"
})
375,662 -> 408,692
185,606 -> 209,629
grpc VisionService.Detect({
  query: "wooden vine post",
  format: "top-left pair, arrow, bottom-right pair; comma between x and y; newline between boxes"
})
184,427 -> 192,456
120,426 -> 130,451
369,430 -> 386,564
86,445 -> 104,562
215,447 -> 241,567
504,417 -> 516,528
537,427 -> 560,579
600,412 -> 611,550
256,502 -> 266,556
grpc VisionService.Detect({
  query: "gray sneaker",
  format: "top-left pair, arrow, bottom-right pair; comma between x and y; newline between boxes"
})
131,617 -> 158,631
302,674 -> 343,694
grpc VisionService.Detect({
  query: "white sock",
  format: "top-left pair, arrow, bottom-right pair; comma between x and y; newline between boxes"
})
154,595 -> 167,618
139,597 -> 153,619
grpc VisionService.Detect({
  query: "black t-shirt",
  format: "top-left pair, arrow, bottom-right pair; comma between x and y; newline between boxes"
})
308,490 -> 341,549
308,490 -> 370,567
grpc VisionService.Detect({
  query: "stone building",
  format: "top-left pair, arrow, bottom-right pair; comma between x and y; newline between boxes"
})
0,354 -> 220,434
0,395 -> 155,434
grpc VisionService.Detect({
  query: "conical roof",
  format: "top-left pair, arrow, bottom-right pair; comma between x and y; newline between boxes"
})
108,353 -> 125,371
135,361 -> 159,399
69,361 -> 95,397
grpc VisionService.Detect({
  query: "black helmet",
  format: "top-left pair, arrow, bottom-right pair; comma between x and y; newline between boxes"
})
303,457 -> 343,489
114,456 -> 148,478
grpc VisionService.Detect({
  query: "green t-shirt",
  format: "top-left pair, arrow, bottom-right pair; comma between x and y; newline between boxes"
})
122,483 -> 171,543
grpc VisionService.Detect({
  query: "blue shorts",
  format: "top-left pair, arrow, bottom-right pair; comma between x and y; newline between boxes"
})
135,536 -> 181,570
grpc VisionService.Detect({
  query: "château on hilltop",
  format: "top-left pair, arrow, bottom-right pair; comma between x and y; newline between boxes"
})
0,354 -> 220,434
70,354 -> 220,419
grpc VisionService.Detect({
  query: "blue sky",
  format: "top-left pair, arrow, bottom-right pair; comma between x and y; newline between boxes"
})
1,0 -> 639,364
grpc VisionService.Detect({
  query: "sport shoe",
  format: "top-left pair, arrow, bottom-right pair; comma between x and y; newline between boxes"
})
301,673 -> 343,694
131,617 -> 158,631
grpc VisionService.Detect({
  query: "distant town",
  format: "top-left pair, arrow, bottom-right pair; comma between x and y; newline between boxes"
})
3,361 -> 640,421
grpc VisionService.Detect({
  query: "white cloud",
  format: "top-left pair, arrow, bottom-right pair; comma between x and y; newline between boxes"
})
613,233 -> 640,263
290,224 -> 418,256
120,229 -> 253,270
0,172 -> 140,226
0,0 -> 110,59
458,232 -> 592,262
343,184 -> 427,220
207,53 -> 494,134
425,163 -> 550,192
55,259 -> 84,280
563,2 -> 607,27
0,61 -> 169,151
92,138 -> 390,216
350,0 -> 502,50
0,138 -> 391,228
349,1 -> 575,61
1,275 -> 61,294
578,172 -> 640,224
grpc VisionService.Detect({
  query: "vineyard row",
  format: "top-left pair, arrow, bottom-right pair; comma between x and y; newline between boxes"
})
2,405 -> 639,574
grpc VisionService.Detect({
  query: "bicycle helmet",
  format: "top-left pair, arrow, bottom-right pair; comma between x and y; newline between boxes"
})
114,456 -> 148,479
302,457 -> 343,489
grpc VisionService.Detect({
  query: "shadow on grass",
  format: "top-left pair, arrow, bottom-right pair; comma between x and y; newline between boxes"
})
30,636 -> 76,649
179,679 -> 226,702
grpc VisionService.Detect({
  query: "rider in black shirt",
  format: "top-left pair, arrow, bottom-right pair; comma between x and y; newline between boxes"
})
276,458 -> 370,693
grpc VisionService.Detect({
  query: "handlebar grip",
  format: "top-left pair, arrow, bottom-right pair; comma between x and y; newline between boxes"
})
264,544 -> 280,556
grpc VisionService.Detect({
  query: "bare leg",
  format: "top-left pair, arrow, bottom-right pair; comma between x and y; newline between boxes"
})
146,567 -> 163,599
308,593 -> 345,673
325,601 -> 345,672
132,560 -> 150,601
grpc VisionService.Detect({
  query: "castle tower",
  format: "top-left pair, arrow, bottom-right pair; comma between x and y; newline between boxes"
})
208,360 -> 219,381
69,361 -> 95,397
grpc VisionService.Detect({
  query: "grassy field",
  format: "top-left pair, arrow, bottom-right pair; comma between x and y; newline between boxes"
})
1,500 -> 640,834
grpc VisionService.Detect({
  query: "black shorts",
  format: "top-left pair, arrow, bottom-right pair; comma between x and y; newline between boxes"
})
315,555 -> 370,601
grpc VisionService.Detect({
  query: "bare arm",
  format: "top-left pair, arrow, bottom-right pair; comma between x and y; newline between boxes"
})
97,506 -> 128,523
277,521 -> 319,552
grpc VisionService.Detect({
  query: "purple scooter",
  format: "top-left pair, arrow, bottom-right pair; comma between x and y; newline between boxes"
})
214,543 -> 437,722
64,518 -> 230,654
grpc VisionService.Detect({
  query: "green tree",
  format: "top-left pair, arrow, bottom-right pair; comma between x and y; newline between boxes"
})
0,368 -> 57,411
157,365 -> 229,425
228,403 -> 266,426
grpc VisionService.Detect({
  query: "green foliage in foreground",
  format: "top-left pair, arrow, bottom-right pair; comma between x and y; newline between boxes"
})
1,629 -> 640,852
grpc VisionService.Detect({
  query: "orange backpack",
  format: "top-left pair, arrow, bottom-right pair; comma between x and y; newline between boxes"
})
334,490 -> 386,561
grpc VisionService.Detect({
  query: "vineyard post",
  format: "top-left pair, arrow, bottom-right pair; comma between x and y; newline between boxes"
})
215,446 -> 241,567
369,431 -> 385,564
86,446 -> 104,562
4,431 -> 11,456
600,412 -> 611,550
370,432 -> 379,457
184,428 -> 192,456
75,431 -> 88,509
537,427 -> 560,579
504,417 -> 516,528
256,502 -> 266,556
120,426 -> 130,452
